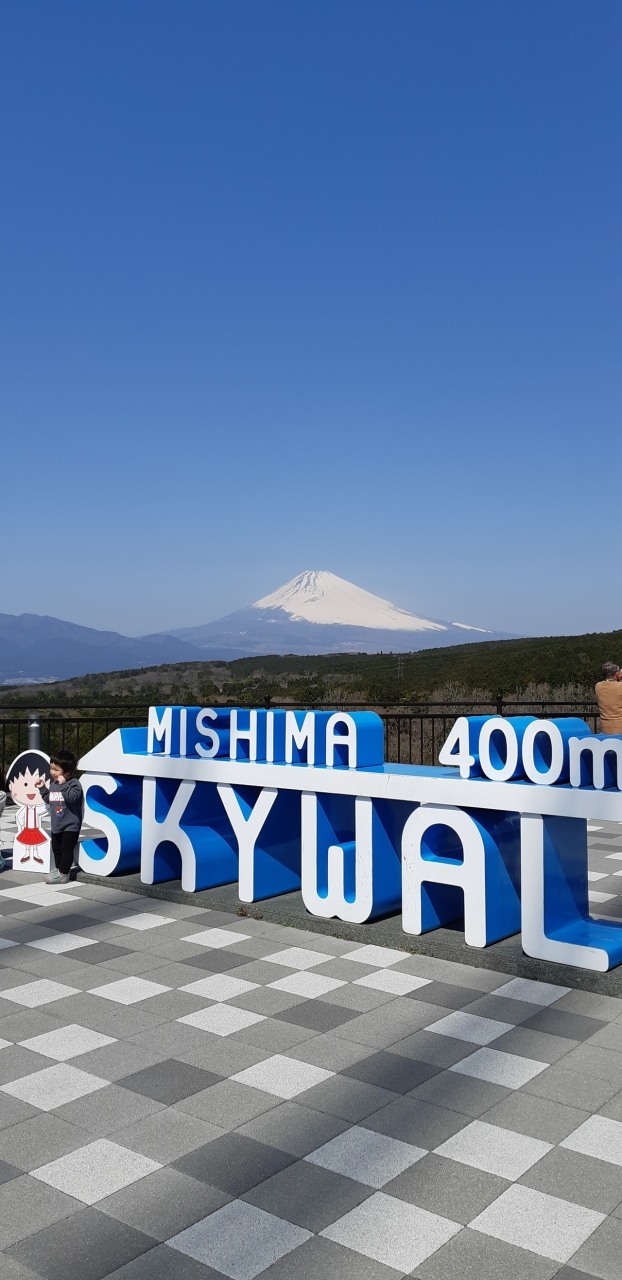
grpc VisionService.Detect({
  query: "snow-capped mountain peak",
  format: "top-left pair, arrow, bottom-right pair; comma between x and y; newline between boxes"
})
252,571 -> 447,633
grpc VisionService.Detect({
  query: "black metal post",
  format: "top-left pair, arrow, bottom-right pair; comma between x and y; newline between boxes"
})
496,691 -> 504,717
27,714 -> 42,750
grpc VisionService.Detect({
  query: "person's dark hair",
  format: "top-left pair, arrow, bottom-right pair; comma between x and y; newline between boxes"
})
5,750 -> 50,791
50,749 -> 77,776
602,662 -> 620,680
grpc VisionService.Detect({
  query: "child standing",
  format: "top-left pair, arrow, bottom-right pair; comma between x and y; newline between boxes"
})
36,750 -> 84,885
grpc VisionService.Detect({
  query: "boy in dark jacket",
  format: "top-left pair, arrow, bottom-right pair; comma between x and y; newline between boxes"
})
36,750 -> 84,885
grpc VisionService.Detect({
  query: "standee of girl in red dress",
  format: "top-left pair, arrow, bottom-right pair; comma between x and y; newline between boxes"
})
5,750 -> 51,873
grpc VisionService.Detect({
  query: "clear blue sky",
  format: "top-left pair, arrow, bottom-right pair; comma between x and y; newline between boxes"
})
1,1 -> 620,638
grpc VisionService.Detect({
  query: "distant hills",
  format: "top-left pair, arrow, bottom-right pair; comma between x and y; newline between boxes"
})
0,613 -> 204,683
0,570 -> 515,684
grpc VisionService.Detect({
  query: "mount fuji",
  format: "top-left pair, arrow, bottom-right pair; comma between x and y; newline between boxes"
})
164,571 -> 515,658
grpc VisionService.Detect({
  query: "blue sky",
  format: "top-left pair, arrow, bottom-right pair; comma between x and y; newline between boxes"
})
1,1 -> 620,638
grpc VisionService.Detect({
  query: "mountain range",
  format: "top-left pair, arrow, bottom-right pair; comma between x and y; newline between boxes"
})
0,571 -> 515,683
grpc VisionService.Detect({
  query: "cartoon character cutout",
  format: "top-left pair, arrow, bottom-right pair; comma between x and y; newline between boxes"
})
6,750 -> 51,873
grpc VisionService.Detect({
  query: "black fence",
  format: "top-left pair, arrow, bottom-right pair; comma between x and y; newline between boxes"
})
0,698 -> 603,777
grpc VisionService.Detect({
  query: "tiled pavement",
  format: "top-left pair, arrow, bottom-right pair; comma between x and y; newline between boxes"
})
0,861 -> 620,1280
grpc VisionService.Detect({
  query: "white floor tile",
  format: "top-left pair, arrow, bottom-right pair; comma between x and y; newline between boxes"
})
2,979 -> 80,1007
588,890 -> 617,903
606,852 -> 622,860
178,1005 -> 265,1037
0,1038 -> 11,1050
588,871 -> 610,882
450,1048 -> 548,1089
306,1124 -> 425,1188
1,1063 -> 109,1110
268,972 -> 346,998
341,945 -> 410,967
232,1053 -> 333,1099
353,970 -> 431,995
435,1120 -> 551,1179
322,1191 -> 460,1271
262,947 -> 335,970
169,1200 -> 310,1280
428,1011 -> 513,1044
180,928 -> 251,948
493,978 -> 571,1006
561,1114 -> 622,1166
180,974 -> 258,1002
27,933 -> 98,954
0,886 -> 75,906
109,913 -> 175,930
31,1137 -> 160,1203
89,977 -> 171,1004
0,938 -> 18,950
19,1024 -> 116,1061
470,1184 -> 605,1263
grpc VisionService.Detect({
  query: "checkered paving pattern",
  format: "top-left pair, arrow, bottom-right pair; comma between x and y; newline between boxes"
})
586,821 -> 622,919
0,855 -> 620,1278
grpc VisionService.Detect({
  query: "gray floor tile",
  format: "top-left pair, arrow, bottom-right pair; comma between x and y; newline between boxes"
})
298,1074 -> 397,1122
321,983 -> 398,1012
412,1225 -> 560,1279
522,1009 -> 607,1041
385,1149 -> 507,1222
285,1032 -> 377,1070
174,1132 -> 296,1194
363,1094 -> 468,1147
273,1001 -> 358,1032
118,1058 -> 222,1104
176,1078 -> 280,1127
7,1206 -> 158,1280
0,1044 -> 55,1083
67,942 -> 133,965
481,1091 -> 589,1142
342,1049 -> 441,1094
390,1029 -> 475,1068
0,1112 -> 91,1170
105,1243 -> 228,1279
520,1145 -> 622,1213
99,1165 -> 230,1239
333,1004 -> 426,1049
567,1214 -> 622,1279
554,991 -> 622,1022
174,1036 -> 270,1076
113,1106 -> 223,1162
243,1156 -> 372,1229
128,1020 -> 213,1057
461,994 -> 539,1024
228,985 -> 305,1016
0,1091 -> 39,1127
233,1018 -> 317,1052
126,990 -> 210,1020
42,994 -> 166,1038
256,1233 -> 403,1279
55,1083 -> 164,1135
524,1065 -> 621,1110
236,1100 -> 349,1155
0,1173 -> 80,1249
0,1255 -> 43,1280
176,949 -> 254,974
71,1040 -> 168,1081
587,1022 -> 622,1053
0,1009 -> 66,1042
491,1024 -> 578,1063
411,1068 -> 510,1117
562,1046 -> 622,1085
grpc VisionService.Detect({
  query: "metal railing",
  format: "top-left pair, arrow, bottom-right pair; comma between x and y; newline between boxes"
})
0,698 -> 602,775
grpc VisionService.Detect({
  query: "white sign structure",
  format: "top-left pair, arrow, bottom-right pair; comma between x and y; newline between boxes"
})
77,706 -> 622,973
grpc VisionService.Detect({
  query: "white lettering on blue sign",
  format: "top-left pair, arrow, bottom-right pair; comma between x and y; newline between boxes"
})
77,708 -> 622,973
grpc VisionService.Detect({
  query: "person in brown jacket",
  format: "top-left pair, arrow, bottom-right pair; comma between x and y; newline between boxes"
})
595,663 -> 622,734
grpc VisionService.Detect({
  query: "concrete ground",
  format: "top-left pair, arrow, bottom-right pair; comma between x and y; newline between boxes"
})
0,817 -> 621,1279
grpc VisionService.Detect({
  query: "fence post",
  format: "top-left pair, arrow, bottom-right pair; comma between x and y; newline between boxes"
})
27,714 -> 42,750
496,690 -> 504,718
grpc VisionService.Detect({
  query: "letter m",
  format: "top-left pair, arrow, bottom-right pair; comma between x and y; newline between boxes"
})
147,706 -> 172,755
570,735 -> 622,789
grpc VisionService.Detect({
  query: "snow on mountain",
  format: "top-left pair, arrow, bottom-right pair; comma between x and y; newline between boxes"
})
165,570 -> 509,657
253,571 -> 448,632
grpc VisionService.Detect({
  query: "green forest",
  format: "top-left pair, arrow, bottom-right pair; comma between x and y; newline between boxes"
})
3,627 -> 621,708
